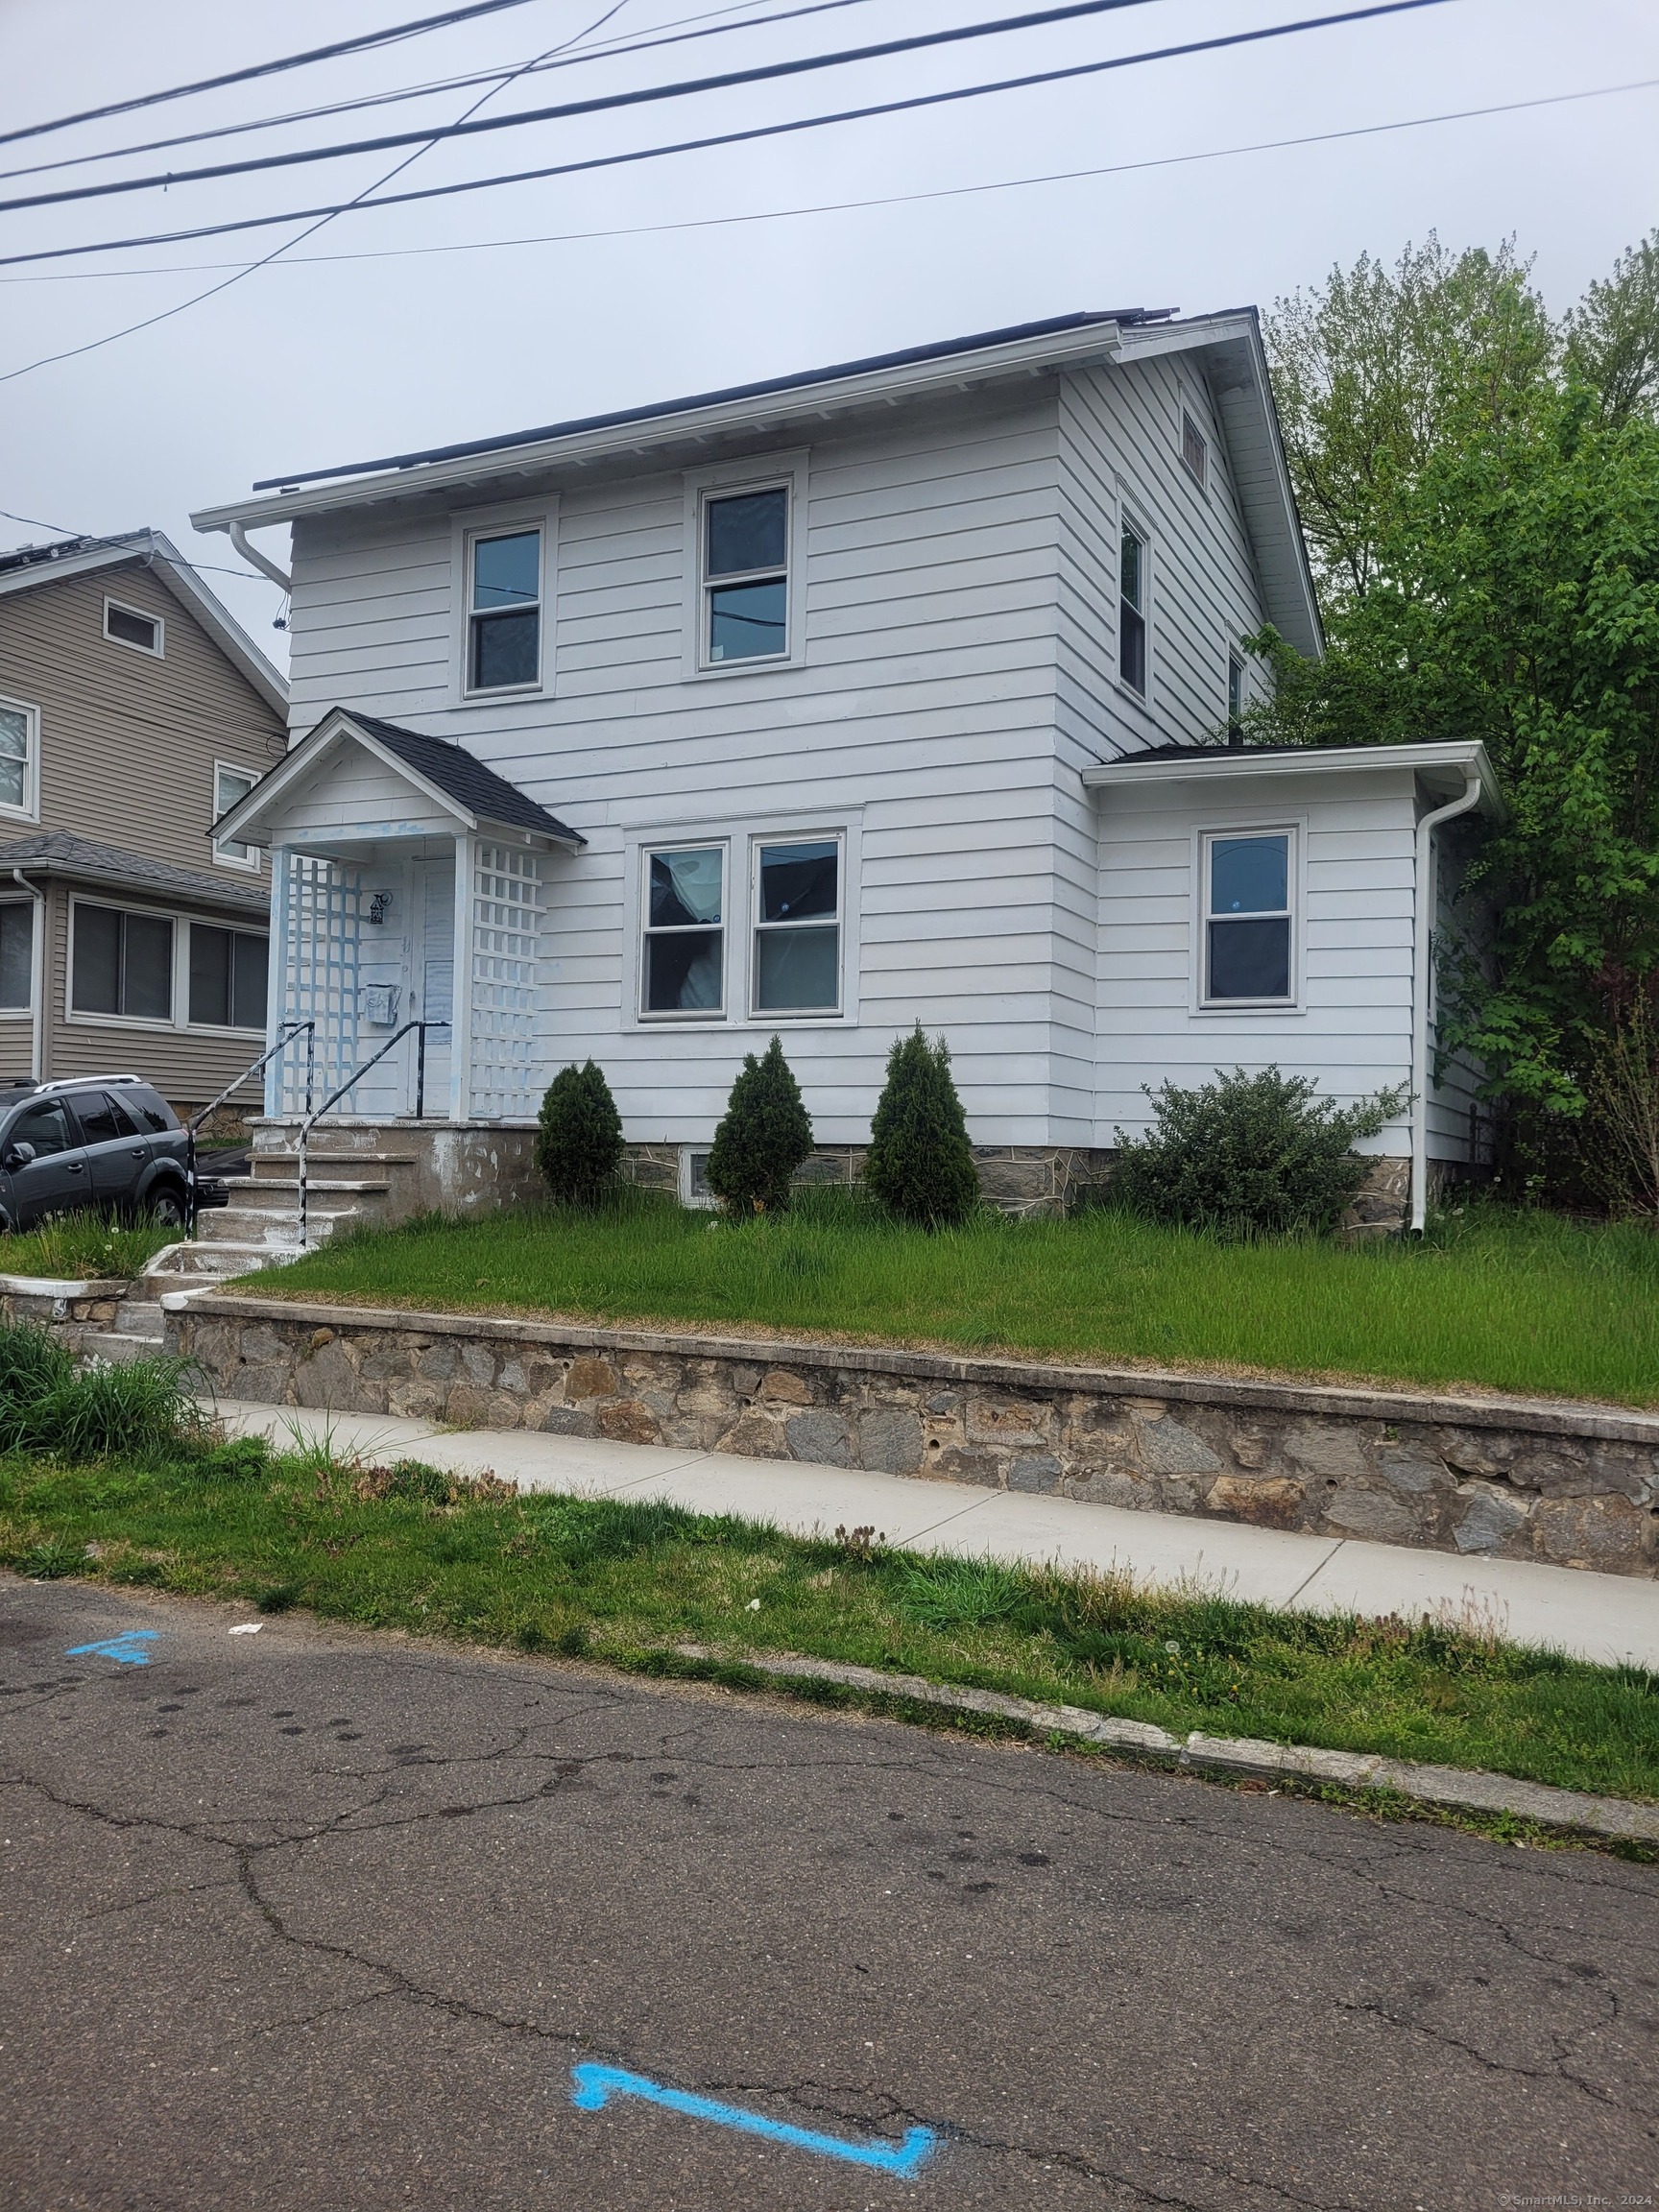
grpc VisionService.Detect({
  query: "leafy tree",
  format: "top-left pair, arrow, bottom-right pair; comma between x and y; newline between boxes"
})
534,1060 -> 624,1205
706,1036 -> 813,1214
1566,228 -> 1659,427
864,1024 -> 979,1227
1113,1067 -> 1407,1239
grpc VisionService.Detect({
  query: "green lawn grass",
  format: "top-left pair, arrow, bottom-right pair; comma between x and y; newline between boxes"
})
0,1214 -> 177,1281
7,1436 -> 1658,1807
245,1191 -> 1659,1407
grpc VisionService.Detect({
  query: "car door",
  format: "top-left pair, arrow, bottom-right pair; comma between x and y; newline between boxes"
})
71,1090 -> 149,1213
0,1098 -> 91,1229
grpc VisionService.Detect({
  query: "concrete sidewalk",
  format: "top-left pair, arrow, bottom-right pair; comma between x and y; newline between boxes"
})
214,1399 -> 1659,1671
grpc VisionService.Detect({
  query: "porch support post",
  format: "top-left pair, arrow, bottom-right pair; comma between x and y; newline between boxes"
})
448,831 -> 475,1122
264,846 -> 291,1118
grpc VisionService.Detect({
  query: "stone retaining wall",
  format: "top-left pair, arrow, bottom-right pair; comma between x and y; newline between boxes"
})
169,1294 -> 1659,1579
0,1279 -> 132,1334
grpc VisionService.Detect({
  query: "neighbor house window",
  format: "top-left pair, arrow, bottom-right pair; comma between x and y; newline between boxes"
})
189,924 -> 268,1030
1119,519 -> 1148,695
752,838 -> 840,1015
1204,831 -> 1293,1003
104,599 -> 163,657
1181,410 -> 1209,487
213,761 -> 259,868
641,846 -> 724,1017
703,486 -> 788,664
1227,653 -> 1246,741
0,696 -> 36,817
71,902 -> 173,1022
0,902 -> 31,1010
467,528 -> 541,690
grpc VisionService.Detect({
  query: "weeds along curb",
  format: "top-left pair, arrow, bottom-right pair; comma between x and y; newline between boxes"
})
671,1643 -> 1659,1846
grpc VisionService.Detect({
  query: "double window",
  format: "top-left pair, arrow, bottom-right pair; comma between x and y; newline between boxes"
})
467,527 -> 541,691
0,695 -> 36,819
640,834 -> 842,1019
71,901 -> 269,1029
1119,519 -> 1148,695
702,486 -> 788,665
213,761 -> 259,868
1203,831 -> 1294,1004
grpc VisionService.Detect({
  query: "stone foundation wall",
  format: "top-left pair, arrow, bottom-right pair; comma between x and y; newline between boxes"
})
171,1294 -> 1659,1578
623,1142 -> 1114,1219
0,1279 -> 133,1333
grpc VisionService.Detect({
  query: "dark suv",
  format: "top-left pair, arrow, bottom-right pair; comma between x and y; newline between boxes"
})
0,1075 -> 195,1234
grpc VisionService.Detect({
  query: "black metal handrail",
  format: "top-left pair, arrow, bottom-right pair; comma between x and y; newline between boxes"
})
295,1019 -> 449,1248
184,1021 -> 315,1235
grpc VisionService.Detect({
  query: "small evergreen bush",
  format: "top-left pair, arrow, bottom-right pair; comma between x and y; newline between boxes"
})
706,1036 -> 813,1214
1113,1066 -> 1407,1238
864,1024 -> 979,1228
535,1060 -> 624,1206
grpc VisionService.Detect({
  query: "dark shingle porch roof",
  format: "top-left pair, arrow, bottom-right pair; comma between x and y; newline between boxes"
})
337,712 -> 583,845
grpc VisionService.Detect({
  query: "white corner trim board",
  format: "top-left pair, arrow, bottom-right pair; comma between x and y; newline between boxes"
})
1411,767 -> 1483,1233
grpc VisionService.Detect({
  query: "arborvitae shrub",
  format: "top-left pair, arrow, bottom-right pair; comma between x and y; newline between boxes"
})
706,1035 -> 814,1214
534,1060 -> 624,1205
1113,1065 -> 1407,1238
864,1024 -> 979,1228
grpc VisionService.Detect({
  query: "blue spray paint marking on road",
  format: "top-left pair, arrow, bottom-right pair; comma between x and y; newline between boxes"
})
65,1631 -> 160,1667
570,2063 -> 937,2176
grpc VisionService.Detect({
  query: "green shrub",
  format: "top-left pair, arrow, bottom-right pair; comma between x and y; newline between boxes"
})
706,1036 -> 813,1214
1113,1066 -> 1408,1238
534,1060 -> 625,1205
0,1319 -> 206,1460
864,1024 -> 979,1227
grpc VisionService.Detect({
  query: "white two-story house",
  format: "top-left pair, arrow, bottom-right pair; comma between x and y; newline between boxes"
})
195,308 -> 1500,1229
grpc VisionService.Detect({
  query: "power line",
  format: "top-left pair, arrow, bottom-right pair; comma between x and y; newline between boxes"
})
0,0 -> 555,152
0,0 -> 885,187
0,0 -> 1458,269
8,71 -> 1644,292
0,0 -> 1198,218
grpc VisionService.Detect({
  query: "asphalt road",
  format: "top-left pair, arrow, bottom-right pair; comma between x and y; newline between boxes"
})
2,1577 -> 1655,2211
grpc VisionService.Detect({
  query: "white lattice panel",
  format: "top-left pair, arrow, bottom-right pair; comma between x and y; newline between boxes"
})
469,845 -> 543,1118
277,855 -> 363,1115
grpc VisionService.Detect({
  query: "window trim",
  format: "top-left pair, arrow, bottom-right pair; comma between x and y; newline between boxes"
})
1191,821 -> 1304,1015
0,691 -> 40,825
749,831 -> 844,1021
186,918 -> 271,1035
212,759 -> 262,873
103,596 -> 165,659
681,451 -> 807,680
637,838 -> 731,1023
1117,508 -> 1151,705
450,501 -> 555,702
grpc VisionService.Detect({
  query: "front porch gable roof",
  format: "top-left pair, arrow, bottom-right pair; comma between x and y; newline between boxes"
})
214,708 -> 585,850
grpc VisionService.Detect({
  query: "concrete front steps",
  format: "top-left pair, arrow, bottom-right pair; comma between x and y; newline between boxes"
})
141,1146 -> 417,1290
70,1297 -> 166,1365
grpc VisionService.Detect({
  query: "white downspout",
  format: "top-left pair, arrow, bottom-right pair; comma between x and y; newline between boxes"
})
12,869 -> 44,1083
1410,770 -> 1482,1232
228,520 -> 293,594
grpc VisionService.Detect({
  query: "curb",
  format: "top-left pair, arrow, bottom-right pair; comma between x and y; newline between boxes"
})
675,1645 -> 1659,1844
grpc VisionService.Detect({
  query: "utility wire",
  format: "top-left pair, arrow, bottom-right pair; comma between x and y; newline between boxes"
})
0,0 -> 1458,269
0,0 -> 1204,217
8,71 -> 1642,291
0,0 -> 556,152
0,0 -> 886,186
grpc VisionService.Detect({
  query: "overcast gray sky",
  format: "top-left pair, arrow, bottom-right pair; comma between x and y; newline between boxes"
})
3,0 -> 1655,664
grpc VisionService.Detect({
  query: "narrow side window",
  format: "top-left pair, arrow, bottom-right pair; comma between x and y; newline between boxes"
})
1181,409 -> 1209,487
1204,833 -> 1293,1004
0,699 -> 35,817
213,761 -> 259,868
468,528 -> 541,691
1119,520 -> 1147,696
641,847 -> 725,1017
1227,653 -> 1245,742
752,838 -> 840,1015
0,901 -> 33,1010
703,487 -> 788,665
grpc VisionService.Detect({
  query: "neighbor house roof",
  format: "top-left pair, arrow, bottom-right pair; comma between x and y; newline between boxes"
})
0,830 -> 272,914
190,307 -> 1323,660
0,529 -> 287,716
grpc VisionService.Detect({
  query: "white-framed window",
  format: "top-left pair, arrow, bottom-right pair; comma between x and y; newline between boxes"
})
701,484 -> 789,667
0,901 -> 33,1012
1201,829 -> 1295,1005
679,1146 -> 717,1209
0,694 -> 38,822
1227,652 -> 1246,740
1119,517 -> 1148,696
212,760 -> 260,870
103,597 -> 163,658
1180,408 -> 1209,489
465,524 -> 543,693
751,836 -> 841,1017
187,922 -> 268,1031
70,900 -> 174,1023
640,843 -> 727,1019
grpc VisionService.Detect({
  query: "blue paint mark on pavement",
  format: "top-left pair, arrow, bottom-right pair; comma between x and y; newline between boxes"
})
570,2062 -> 937,2176
65,1631 -> 160,1667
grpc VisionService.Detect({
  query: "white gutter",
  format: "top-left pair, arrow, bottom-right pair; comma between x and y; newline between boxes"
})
228,520 -> 292,594
11,869 -> 44,1082
1410,770 -> 1483,1233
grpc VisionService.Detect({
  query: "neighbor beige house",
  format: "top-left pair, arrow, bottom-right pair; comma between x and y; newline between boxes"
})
0,529 -> 288,1118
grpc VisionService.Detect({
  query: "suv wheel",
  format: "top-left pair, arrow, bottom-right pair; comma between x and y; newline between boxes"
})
148,1187 -> 187,1231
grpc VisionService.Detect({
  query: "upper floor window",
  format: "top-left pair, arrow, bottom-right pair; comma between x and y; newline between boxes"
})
71,901 -> 174,1022
104,598 -> 163,657
213,761 -> 259,870
1204,831 -> 1293,1004
642,845 -> 725,1017
753,838 -> 840,1015
468,528 -> 541,691
0,696 -> 36,819
1181,409 -> 1209,488
703,487 -> 788,665
1119,520 -> 1148,696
